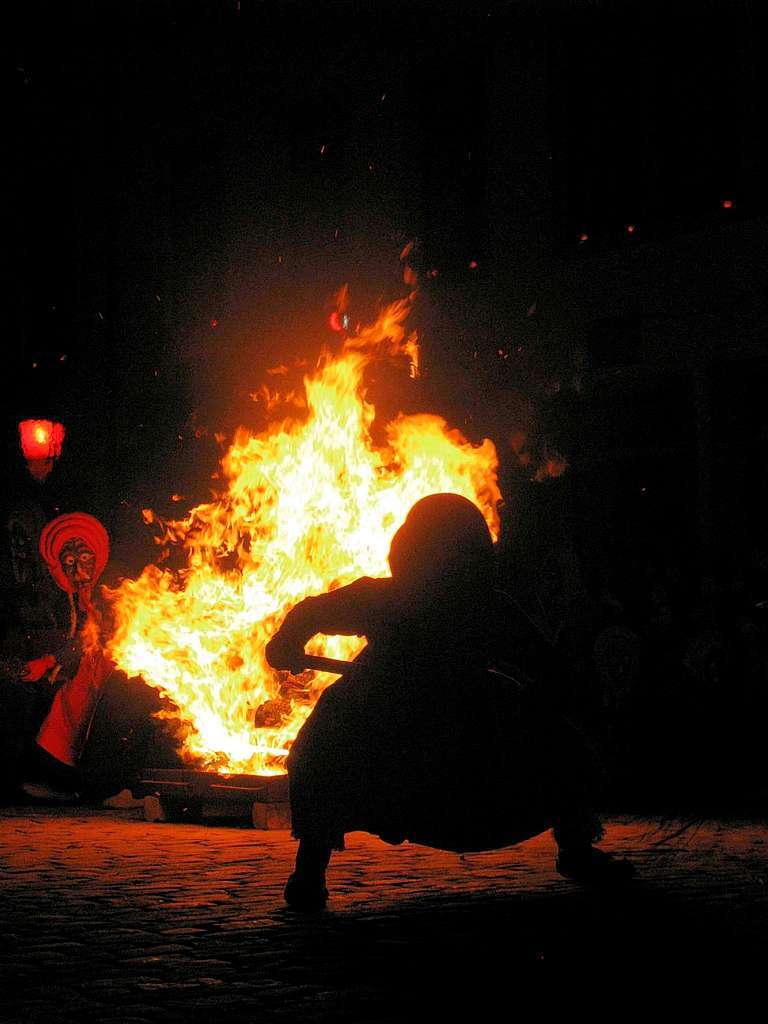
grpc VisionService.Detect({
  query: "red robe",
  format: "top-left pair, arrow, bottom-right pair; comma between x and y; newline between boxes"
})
36,647 -> 114,766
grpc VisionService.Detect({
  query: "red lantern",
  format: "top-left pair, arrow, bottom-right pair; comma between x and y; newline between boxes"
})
18,419 -> 66,482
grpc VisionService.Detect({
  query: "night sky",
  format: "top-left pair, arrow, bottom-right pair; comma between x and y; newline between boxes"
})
9,0 -> 768,577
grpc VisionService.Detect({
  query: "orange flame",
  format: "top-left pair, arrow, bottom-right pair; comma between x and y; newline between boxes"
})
106,296 -> 501,775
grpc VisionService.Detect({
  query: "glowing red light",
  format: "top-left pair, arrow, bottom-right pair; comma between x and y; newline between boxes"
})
18,420 -> 66,472
626,224 -> 636,234
468,260 -> 478,270
329,311 -> 343,332
578,233 -> 589,243
210,318 -> 219,329
722,199 -> 733,209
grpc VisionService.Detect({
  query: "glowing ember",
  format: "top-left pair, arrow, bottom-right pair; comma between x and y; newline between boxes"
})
106,296 -> 501,775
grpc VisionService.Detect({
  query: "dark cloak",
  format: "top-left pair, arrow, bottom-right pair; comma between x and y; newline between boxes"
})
270,495 -> 594,853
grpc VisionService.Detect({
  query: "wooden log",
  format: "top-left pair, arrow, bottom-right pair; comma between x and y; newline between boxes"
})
141,769 -> 291,828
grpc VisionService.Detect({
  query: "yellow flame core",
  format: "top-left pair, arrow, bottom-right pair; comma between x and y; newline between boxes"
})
106,299 -> 501,775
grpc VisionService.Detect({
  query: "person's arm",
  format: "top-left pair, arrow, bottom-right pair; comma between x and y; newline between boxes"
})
265,576 -> 391,673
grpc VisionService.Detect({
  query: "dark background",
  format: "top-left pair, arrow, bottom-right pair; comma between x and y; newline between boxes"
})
9,0 -> 767,574
6,0 -> 768,804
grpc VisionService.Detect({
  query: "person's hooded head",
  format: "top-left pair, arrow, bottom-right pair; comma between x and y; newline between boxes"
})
39,513 -> 110,637
387,493 -> 494,597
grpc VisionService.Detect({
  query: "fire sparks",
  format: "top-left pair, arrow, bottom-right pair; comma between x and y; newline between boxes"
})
106,296 -> 501,775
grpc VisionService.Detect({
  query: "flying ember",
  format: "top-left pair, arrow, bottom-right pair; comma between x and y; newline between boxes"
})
106,295 -> 501,775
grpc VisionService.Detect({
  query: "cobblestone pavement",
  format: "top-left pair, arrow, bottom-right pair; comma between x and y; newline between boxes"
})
1,807 -> 766,1021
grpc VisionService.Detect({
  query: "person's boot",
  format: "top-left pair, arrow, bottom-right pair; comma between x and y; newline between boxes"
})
20,745 -> 81,804
284,840 -> 331,910
556,845 -> 635,884
553,809 -> 634,884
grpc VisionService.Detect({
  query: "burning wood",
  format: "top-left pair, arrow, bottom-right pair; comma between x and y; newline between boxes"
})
106,295 -> 501,777
140,768 -> 289,828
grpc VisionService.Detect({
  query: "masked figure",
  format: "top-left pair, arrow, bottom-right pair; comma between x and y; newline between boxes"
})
21,513 -> 115,795
266,493 -> 632,909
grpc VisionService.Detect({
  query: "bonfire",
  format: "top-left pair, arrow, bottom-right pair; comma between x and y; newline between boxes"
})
106,293 -> 501,775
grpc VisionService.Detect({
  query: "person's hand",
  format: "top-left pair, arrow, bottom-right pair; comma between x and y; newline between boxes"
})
265,636 -> 306,675
22,655 -> 57,682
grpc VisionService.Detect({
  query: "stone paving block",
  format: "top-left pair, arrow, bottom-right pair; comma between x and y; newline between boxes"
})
251,802 -> 291,830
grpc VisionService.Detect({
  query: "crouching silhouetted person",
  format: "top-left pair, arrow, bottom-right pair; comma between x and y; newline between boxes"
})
266,493 -> 633,909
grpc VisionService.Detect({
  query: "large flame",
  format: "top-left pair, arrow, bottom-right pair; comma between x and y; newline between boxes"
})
107,296 -> 501,775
